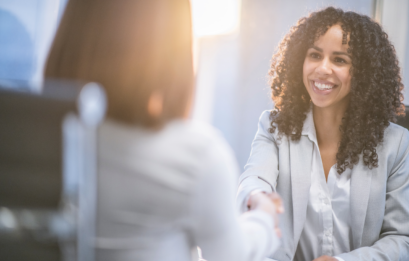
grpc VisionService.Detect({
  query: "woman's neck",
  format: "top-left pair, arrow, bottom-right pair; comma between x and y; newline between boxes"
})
313,103 -> 347,148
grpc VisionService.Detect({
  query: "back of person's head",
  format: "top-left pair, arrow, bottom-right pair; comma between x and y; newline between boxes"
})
45,0 -> 193,128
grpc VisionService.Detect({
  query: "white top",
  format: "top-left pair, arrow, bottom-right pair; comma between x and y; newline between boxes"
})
294,110 -> 350,261
95,119 -> 279,261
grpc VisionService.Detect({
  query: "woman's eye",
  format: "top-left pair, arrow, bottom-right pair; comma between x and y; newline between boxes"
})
310,53 -> 320,59
335,57 -> 347,63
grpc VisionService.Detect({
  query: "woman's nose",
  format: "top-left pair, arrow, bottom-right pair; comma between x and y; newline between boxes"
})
316,58 -> 332,75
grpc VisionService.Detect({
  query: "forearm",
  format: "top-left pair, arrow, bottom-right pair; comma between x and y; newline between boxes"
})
196,189 -> 279,261
239,210 -> 280,261
192,140 -> 279,261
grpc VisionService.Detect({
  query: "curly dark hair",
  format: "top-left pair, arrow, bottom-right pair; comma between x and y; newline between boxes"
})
269,7 -> 405,174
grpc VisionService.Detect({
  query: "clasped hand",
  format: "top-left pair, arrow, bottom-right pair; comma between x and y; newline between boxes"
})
247,193 -> 340,261
247,192 -> 284,237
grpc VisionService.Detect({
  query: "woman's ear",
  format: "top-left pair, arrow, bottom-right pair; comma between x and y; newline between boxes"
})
147,90 -> 164,119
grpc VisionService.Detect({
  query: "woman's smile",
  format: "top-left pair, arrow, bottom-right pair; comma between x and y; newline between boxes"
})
311,80 -> 338,94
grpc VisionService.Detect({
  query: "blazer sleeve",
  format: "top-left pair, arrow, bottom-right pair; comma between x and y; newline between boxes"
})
189,131 -> 279,261
237,110 -> 280,213
337,128 -> 409,261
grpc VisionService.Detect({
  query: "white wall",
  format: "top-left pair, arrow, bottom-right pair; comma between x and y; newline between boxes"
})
379,0 -> 409,104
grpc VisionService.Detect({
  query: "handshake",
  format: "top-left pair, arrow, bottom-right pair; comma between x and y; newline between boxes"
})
247,191 -> 284,238
247,193 -> 339,261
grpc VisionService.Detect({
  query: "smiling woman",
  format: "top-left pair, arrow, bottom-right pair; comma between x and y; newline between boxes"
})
268,7 -> 404,174
238,6 -> 409,261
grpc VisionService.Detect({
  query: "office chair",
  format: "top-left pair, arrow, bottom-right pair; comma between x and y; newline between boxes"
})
0,80 -> 106,261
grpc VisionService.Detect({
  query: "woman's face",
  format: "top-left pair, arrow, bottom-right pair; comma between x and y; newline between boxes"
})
303,24 -> 352,110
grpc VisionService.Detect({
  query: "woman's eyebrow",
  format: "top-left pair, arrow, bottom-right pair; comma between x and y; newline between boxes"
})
312,46 -> 323,52
333,51 -> 351,58
311,46 -> 351,58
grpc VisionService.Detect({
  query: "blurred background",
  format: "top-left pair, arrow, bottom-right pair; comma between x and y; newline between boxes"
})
0,0 -> 409,170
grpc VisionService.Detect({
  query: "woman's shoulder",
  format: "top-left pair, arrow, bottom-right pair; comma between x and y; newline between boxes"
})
99,118 -> 239,188
159,119 -> 238,169
167,120 -> 239,180
100,118 -> 231,155
384,122 -> 409,143
381,122 -> 409,162
256,110 -> 280,138
169,119 -> 231,151
259,110 -> 276,123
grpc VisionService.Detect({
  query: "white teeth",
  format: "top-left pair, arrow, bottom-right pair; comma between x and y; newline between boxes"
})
314,81 -> 334,90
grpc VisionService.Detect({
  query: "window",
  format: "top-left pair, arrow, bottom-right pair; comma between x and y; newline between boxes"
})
0,0 -> 67,90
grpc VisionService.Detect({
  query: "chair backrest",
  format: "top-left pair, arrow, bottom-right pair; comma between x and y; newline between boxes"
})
0,80 -> 106,261
0,82 -> 78,209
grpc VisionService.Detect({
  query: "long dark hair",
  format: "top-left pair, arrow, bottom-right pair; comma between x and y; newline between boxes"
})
45,0 -> 193,128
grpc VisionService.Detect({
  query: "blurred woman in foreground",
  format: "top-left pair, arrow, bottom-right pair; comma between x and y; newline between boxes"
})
45,0 -> 281,260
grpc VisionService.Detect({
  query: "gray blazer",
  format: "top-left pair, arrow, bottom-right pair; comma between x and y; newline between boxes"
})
237,110 -> 409,261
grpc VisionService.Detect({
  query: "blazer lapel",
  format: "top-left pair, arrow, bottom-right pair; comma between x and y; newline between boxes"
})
290,136 -> 313,245
350,160 -> 372,248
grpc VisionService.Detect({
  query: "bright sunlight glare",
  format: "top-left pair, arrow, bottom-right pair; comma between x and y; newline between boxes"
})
190,0 -> 241,37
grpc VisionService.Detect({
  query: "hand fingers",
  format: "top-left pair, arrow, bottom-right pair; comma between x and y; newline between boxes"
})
267,193 -> 284,213
247,191 -> 264,210
274,228 -> 281,238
